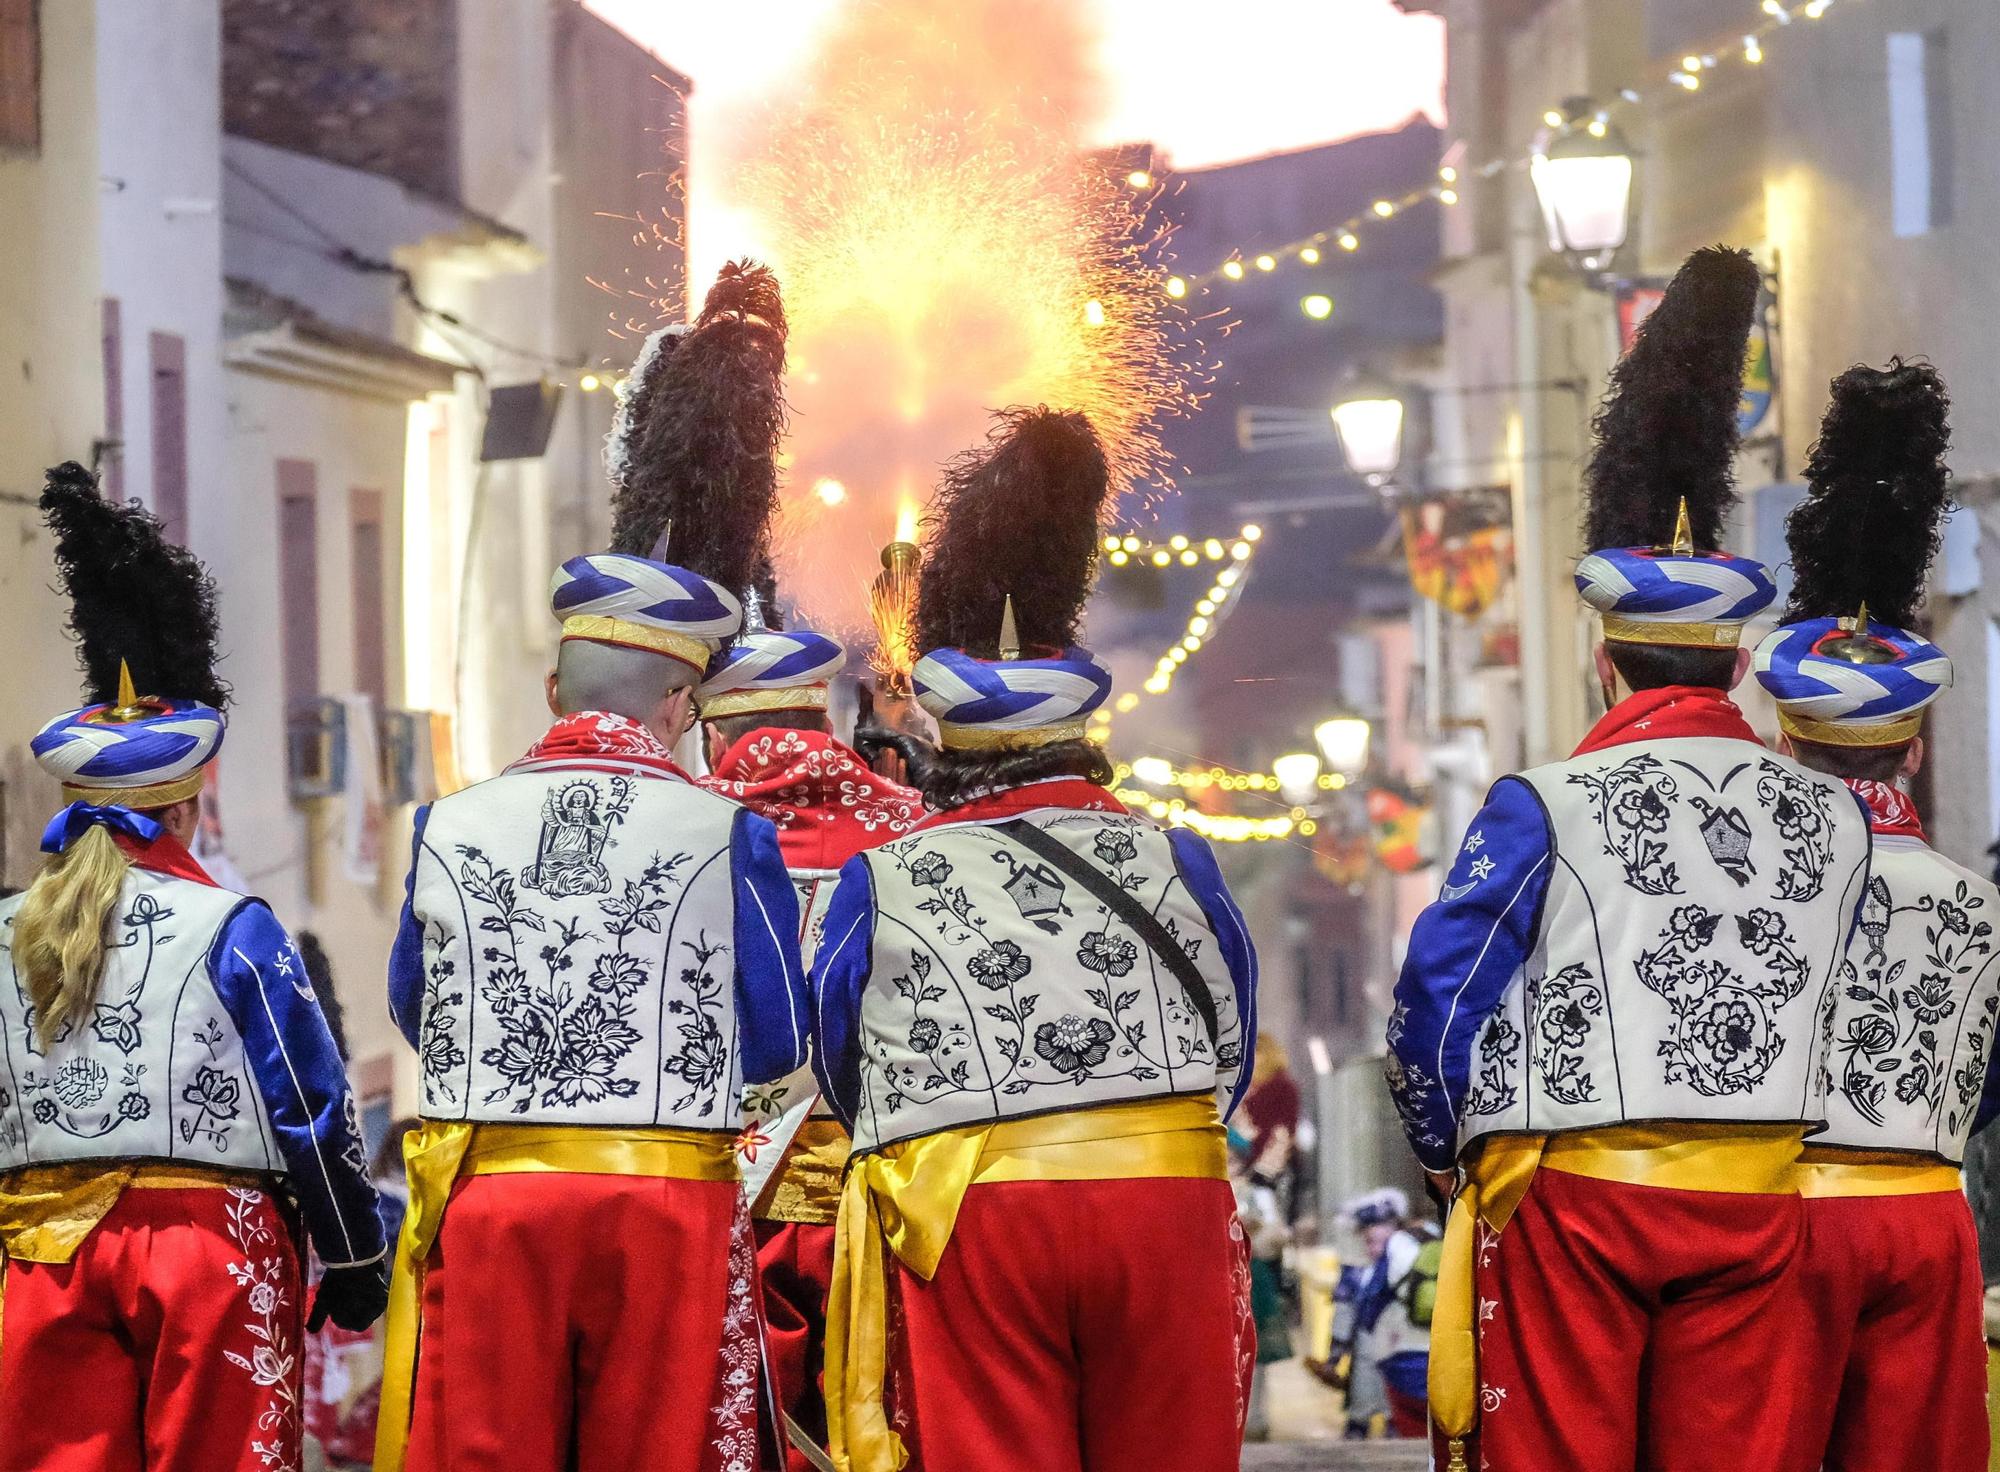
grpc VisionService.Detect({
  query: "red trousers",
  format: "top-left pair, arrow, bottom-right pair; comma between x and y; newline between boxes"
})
402,1172 -> 758,1472
0,1184 -> 303,1472
1797,1191 -> 1989,1472
892,1176 -> 1250,1472
1471,1167 -> 1818,1472
756,1218 -> 836,1472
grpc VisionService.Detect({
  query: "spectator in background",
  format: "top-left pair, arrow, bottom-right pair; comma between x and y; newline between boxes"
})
1231,1126 -> 1295,1441
1244,1031 -> 1302,1169
1349,1189 -> 1436,1439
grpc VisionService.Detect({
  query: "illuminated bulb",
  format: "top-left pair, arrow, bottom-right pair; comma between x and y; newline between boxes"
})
1168,647 -> 1187,664
1241,524 -> 1263,540
1254,254 -> 1277,272
1108,549 -> 1128,566
1196,599 -> 1216,616
1586,118 -> 1607,139
1183,635 -> 1202,652
1127,169 -> 1153,189
1188,616 -> 1211,635
1671,70 -> 1700,89
1337,232 -> 1360,252
1371,200 -> 1395,218
1803,0 -> 1828,15
1543,109 -> 1565,127
1301,294 -> 1334,320
1300,246 -> 1321,264
1217,567 -> 1240,588
1438,189 -> 1458,205
1144,675 -> 1169,694
1682,54 -> 1702,71
1083,298 -> 1107,327
1231,543 -> 1251,560
578,372 -> 602,392
1203,539 -> 1224,559
1179,549 -> 1199,566
1166,276 -> 1188,298
1762,0 -> 1789,16
1169,534 -> 1189,550
1115,693 -> 1140,713
1439,165 -> 1458,183
1743,35 -> 1764,62
1103,536 -> 1121,551
1222,260 -> 1245,280
1151,550 -> 1171,567
1299,819 -> 1318,836
813,477 -> 847,506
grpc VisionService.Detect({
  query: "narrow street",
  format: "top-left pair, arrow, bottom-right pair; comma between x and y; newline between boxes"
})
1243,1443 -> 1427,1470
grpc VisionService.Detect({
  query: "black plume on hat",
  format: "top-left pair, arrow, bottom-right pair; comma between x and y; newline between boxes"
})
608,260 -> 788,604
40,461 -> 228,709
916,407 -> 1110,657
1583,245 -> 1762,555
1784,358 -> 1952,628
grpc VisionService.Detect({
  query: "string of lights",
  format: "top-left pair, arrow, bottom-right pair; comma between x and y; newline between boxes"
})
1146,0 -> 1855,298
1112,789 -> 1306,844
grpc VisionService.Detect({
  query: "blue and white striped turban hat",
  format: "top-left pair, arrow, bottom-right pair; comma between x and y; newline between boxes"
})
1575,545 -> 1777,648
31,696 -> 225,807
1752,616 -> 1952,748
550,552 -> 743,671
913,646 -> 1113,751
697,629 -> 845,720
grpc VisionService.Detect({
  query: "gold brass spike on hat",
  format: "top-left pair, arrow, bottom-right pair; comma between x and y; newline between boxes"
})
107,660 -> 150,722
1669,498 -> 1694,557
1822,601 -> 1898,666
998,594 -> 1021,661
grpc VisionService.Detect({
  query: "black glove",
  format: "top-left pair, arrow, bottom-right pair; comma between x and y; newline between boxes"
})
308,1259 -> 391,1332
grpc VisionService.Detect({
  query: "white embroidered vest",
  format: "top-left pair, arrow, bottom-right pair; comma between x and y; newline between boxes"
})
1817,837 -> 2000,1161
410,766 -> 745,1129
0,874 -> 284,1175
1458,739 -> 1871,1152
848,808 -> 1245,1154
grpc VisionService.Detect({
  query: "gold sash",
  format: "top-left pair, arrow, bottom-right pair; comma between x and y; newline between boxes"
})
373,1121 -> 740,1472
1428,1125 -> 1807,1469
1797,1147 -> 1964,1198
825,1095 -> 1228,1472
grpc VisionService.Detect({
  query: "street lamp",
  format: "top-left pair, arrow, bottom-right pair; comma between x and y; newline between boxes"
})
1273,750 -> 1323,805
1314,715 -> 1372,778
1529,103 -> 1636,281
1329,380 -> 1407,485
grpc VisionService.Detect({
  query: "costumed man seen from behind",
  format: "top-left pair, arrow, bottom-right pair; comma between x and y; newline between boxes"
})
0,466 -> 388,1472
1386,246 -> 1874,1472
811,408 -> 1260,1472
696,578 -> 922,1471
378,263 -> 807,1472
1752,360 -> 1998,1472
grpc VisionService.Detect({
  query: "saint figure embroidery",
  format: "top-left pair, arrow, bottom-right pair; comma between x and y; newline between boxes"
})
521,777 -> 635,898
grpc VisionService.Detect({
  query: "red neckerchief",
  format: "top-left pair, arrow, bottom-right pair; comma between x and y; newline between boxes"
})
1572,685 -> 1762,756
913,778 -> 1126,833
1848,779 -> 1927,842
505,711 -> 690,781
698,728 -> 924,870
116,828 -> 217,886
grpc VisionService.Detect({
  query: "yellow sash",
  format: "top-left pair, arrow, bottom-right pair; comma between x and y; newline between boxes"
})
1797,1147 -> 1964,1198
1428,1125 -> 1807,1469
825,1095 -> 1228,1472
373,1121 -> 740,1472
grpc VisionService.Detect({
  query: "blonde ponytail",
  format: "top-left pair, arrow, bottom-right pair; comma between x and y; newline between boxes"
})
12,822 -> 131,1048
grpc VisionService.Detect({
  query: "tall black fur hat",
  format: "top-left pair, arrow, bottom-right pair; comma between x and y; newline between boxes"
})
1583,245 -> 1762,554
608,259 -> 788,601
916,407 -> 1110,657
1783,359 -> 1952,627
40,461 -> 228,709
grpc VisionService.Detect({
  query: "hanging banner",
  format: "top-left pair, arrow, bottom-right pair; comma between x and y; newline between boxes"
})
1400,490 -> 1513,619
1367,783 -> 1434,874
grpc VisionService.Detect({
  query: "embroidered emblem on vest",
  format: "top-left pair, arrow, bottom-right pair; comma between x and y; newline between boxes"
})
1689,798 -> 1756,887
1755,759 -> 1837,902
521,777 -> 635,898
992,850 -> 1072,933
1568,753 -> 1683,896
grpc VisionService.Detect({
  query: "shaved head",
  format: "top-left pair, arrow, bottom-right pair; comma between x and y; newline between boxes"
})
553,640 -> 697,722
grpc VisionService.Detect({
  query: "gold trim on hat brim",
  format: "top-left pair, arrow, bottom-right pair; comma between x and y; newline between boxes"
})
938,719 -> 1088,752
1600,614 -> 1744,649
698,686 -> 830,722
1778,710 -> 1926,749
560,615 -> 712,671
61,770 -> 207,810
